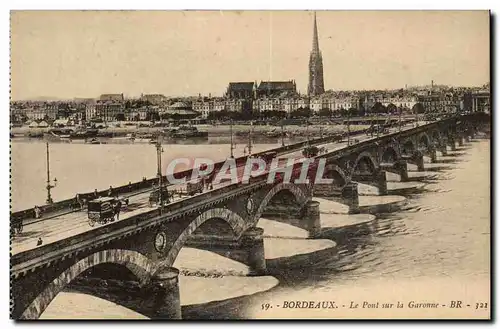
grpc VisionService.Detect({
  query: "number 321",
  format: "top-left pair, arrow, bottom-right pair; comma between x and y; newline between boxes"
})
475,302 -> 488,309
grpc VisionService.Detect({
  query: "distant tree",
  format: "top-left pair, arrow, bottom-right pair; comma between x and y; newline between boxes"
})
412,103 -> 425,114
358,105 -> 366,117
318,108 -> 332,117
290,107 -> 312,118
347,108 -> 358,116
371,102 -> 387,114
115,113 -> 125,121
386,103 -> 398,114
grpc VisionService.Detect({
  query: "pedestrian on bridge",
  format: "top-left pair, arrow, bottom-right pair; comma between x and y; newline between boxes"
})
76,193 -> 83,209
108,186 -> 113,197
34,206 -> 41,219
114,199 -> 122,221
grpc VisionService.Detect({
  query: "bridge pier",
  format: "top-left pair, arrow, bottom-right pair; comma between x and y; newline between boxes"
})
403,152 -> 425,172
380,160 -> 408,182
241,227 -> 267,275
185,227 -> 266,276
457,135 -> 464,146
149,267 -> 182,320
426,146 -> 437,163
352,170 -> 387,196
438,143 -> 447,156
447,137 -> 457,151
375,170 -> 388,195
302,200 -> 321,238
342,182 -> 360,214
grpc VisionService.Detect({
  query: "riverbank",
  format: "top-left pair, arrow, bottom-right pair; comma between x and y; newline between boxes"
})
11,123 -> 370,139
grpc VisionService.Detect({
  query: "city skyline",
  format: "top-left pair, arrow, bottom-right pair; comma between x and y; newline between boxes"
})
10,10 -> 490,101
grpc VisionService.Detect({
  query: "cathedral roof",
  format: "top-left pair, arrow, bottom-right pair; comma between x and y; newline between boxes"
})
227,82 -> 254,91
257,81 -> 296,91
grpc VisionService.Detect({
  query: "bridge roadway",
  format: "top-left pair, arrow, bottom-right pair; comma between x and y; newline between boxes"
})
11,122 -> 418,256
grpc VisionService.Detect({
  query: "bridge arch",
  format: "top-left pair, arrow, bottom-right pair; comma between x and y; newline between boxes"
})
252,183 -> 309,226
322,163 -> 349,187
352,151 -> 378,176
418,133 -> 431,150
381,145 -> 399,164
21,249 -> 154,320
431,130 -> 441,145
160,208 -> 246,270
401,139 -> 416,156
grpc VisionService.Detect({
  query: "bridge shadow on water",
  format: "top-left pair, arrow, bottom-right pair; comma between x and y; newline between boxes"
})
61,211 -> 408,320
180,213 -> 412,320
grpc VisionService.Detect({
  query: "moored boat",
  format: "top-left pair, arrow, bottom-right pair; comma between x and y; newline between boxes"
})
170,125 -> 208,139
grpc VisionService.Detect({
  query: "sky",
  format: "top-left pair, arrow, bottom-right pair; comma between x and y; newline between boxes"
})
10,10 -> 490,100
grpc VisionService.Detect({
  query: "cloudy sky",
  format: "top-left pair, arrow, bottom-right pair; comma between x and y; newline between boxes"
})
10,10 -> 489,100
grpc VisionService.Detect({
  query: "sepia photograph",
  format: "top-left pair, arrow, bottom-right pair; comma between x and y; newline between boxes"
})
9,10 -> 491,320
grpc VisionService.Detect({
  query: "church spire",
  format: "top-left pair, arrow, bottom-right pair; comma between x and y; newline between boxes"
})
312,11 -> 320,54
308,11 -> 325,96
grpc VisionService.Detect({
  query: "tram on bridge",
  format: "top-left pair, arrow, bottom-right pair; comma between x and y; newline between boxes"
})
87,197 -> 119,227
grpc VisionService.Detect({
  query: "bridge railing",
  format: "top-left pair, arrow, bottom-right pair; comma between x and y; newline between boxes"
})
14,114 -> 458,222
10,128 -> 370,221
11,172 -> 277,270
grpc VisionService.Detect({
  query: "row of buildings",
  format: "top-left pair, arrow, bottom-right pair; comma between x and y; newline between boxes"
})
10,85 -> 490,125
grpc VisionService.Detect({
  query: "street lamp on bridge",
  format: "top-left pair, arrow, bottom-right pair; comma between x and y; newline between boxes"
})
229,119 -> 235,158
244,120 -> 253,157
399,107 -> 403,133
154,136 -> 164,213
45,142 -> 57,205
346,110 -> 351,146
280,119 -> 285,147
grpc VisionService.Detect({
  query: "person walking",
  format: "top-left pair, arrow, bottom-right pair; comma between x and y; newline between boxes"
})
76,193 -> 83,209
34,206 -> 41,219
114,199 -> 122,221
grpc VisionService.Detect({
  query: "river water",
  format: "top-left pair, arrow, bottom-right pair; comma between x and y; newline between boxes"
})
11,138 -> 490,319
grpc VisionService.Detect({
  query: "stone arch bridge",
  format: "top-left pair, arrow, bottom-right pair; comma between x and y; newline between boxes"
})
11,113 -> 487,319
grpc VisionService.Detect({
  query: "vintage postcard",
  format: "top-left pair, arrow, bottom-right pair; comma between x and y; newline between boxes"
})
9,10 -> 490,320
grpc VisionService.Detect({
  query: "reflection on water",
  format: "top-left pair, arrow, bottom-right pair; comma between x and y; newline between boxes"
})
15,139 -> 489,319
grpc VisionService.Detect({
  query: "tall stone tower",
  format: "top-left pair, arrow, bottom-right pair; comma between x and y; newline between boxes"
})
308,12 -> 325,96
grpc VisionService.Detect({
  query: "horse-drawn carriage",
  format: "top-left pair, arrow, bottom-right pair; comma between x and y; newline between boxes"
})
187,179 -> 204,196
303,145 -> 319,158
11,216 -> 23,235
87,197 -> 119,227
149,187 -> 170,207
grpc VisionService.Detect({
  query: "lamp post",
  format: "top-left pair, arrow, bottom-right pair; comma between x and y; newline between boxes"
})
376,109 -> 381,138
306,118 -> 310,146
280,119 -> 285,147
45,142 -> 57,204
399,107 -> 403,133
347,110 -> 351,146
244,120 -> 253,157
155,136 -> 164,213
229,119 -> 235,158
